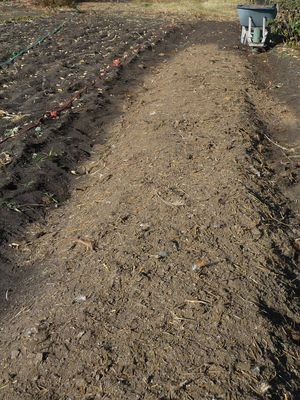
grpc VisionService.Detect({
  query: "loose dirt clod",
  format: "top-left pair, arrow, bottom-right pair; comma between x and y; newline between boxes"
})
192,258 -> 210,270
0,152 -> 12,167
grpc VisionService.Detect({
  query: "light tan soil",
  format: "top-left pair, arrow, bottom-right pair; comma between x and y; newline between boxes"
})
0,19 -> 299,400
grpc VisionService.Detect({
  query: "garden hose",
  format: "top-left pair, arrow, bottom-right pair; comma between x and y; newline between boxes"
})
0,21 -> 66,69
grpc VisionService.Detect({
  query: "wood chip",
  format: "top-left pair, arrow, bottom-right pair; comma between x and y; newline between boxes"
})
73,238 -> 95,251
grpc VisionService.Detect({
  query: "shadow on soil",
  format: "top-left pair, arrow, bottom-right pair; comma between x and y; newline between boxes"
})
259,299 -> 300,399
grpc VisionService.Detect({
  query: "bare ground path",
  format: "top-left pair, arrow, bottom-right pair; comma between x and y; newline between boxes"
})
0,22 -> 299,400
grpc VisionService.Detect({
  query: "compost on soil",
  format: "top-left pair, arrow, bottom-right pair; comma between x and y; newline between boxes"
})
0,2 -> 299,400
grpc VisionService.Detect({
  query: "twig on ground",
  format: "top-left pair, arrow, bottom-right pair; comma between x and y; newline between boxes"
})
185,299 -> 210,305
72,238 -> 95,251
171,311 -> 195,321
9,305 -> 32,322
263,133 -> 293,152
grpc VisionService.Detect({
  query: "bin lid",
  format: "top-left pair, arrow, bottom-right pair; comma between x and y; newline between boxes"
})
237,4 -> 277,12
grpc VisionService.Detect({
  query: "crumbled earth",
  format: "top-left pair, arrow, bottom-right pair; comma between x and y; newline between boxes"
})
0,6 -> 300,400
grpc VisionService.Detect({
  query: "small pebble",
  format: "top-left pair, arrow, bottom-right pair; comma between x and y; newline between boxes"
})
251,365 -> 261,376
75,166 -> 87,176
192,264 -> 198,271
77,331 -> 85,339
140,223 -> 150,231
157,251 -> 168,259
251,228 -> 261,238
24,327 -> 38,338
259,382 -> 271,394
74,295 -> 87,303
11,350 -> 20,360
35,352 -> 43,364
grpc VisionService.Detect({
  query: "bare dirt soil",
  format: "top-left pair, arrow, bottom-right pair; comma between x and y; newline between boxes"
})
0,4 -> 300,400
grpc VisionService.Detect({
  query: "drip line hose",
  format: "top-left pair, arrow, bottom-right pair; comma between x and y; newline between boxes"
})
0,21 -> 66,69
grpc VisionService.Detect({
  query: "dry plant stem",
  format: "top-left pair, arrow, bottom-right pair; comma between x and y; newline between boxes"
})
72,238 -> 95,251
263,133 -> 293,152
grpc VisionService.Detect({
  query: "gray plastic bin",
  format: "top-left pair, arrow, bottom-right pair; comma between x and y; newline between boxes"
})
237,4 -> 277,27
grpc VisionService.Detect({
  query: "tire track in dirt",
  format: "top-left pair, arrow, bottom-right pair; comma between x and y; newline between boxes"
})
0,22 -> 299,400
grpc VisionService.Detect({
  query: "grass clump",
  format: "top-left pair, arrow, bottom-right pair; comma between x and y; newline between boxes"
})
273,0 -> 300,47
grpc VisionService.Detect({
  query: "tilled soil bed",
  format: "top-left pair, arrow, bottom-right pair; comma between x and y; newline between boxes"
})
0,8 -> 173,250
0,6 -> 299,400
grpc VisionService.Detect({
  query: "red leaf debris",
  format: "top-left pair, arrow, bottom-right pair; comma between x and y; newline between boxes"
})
112,58 -> 121,67
49,111 -> 58,119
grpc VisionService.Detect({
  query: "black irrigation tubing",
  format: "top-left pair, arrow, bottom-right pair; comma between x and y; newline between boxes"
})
0,23 -> 178,145
0,21 -> 66,69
